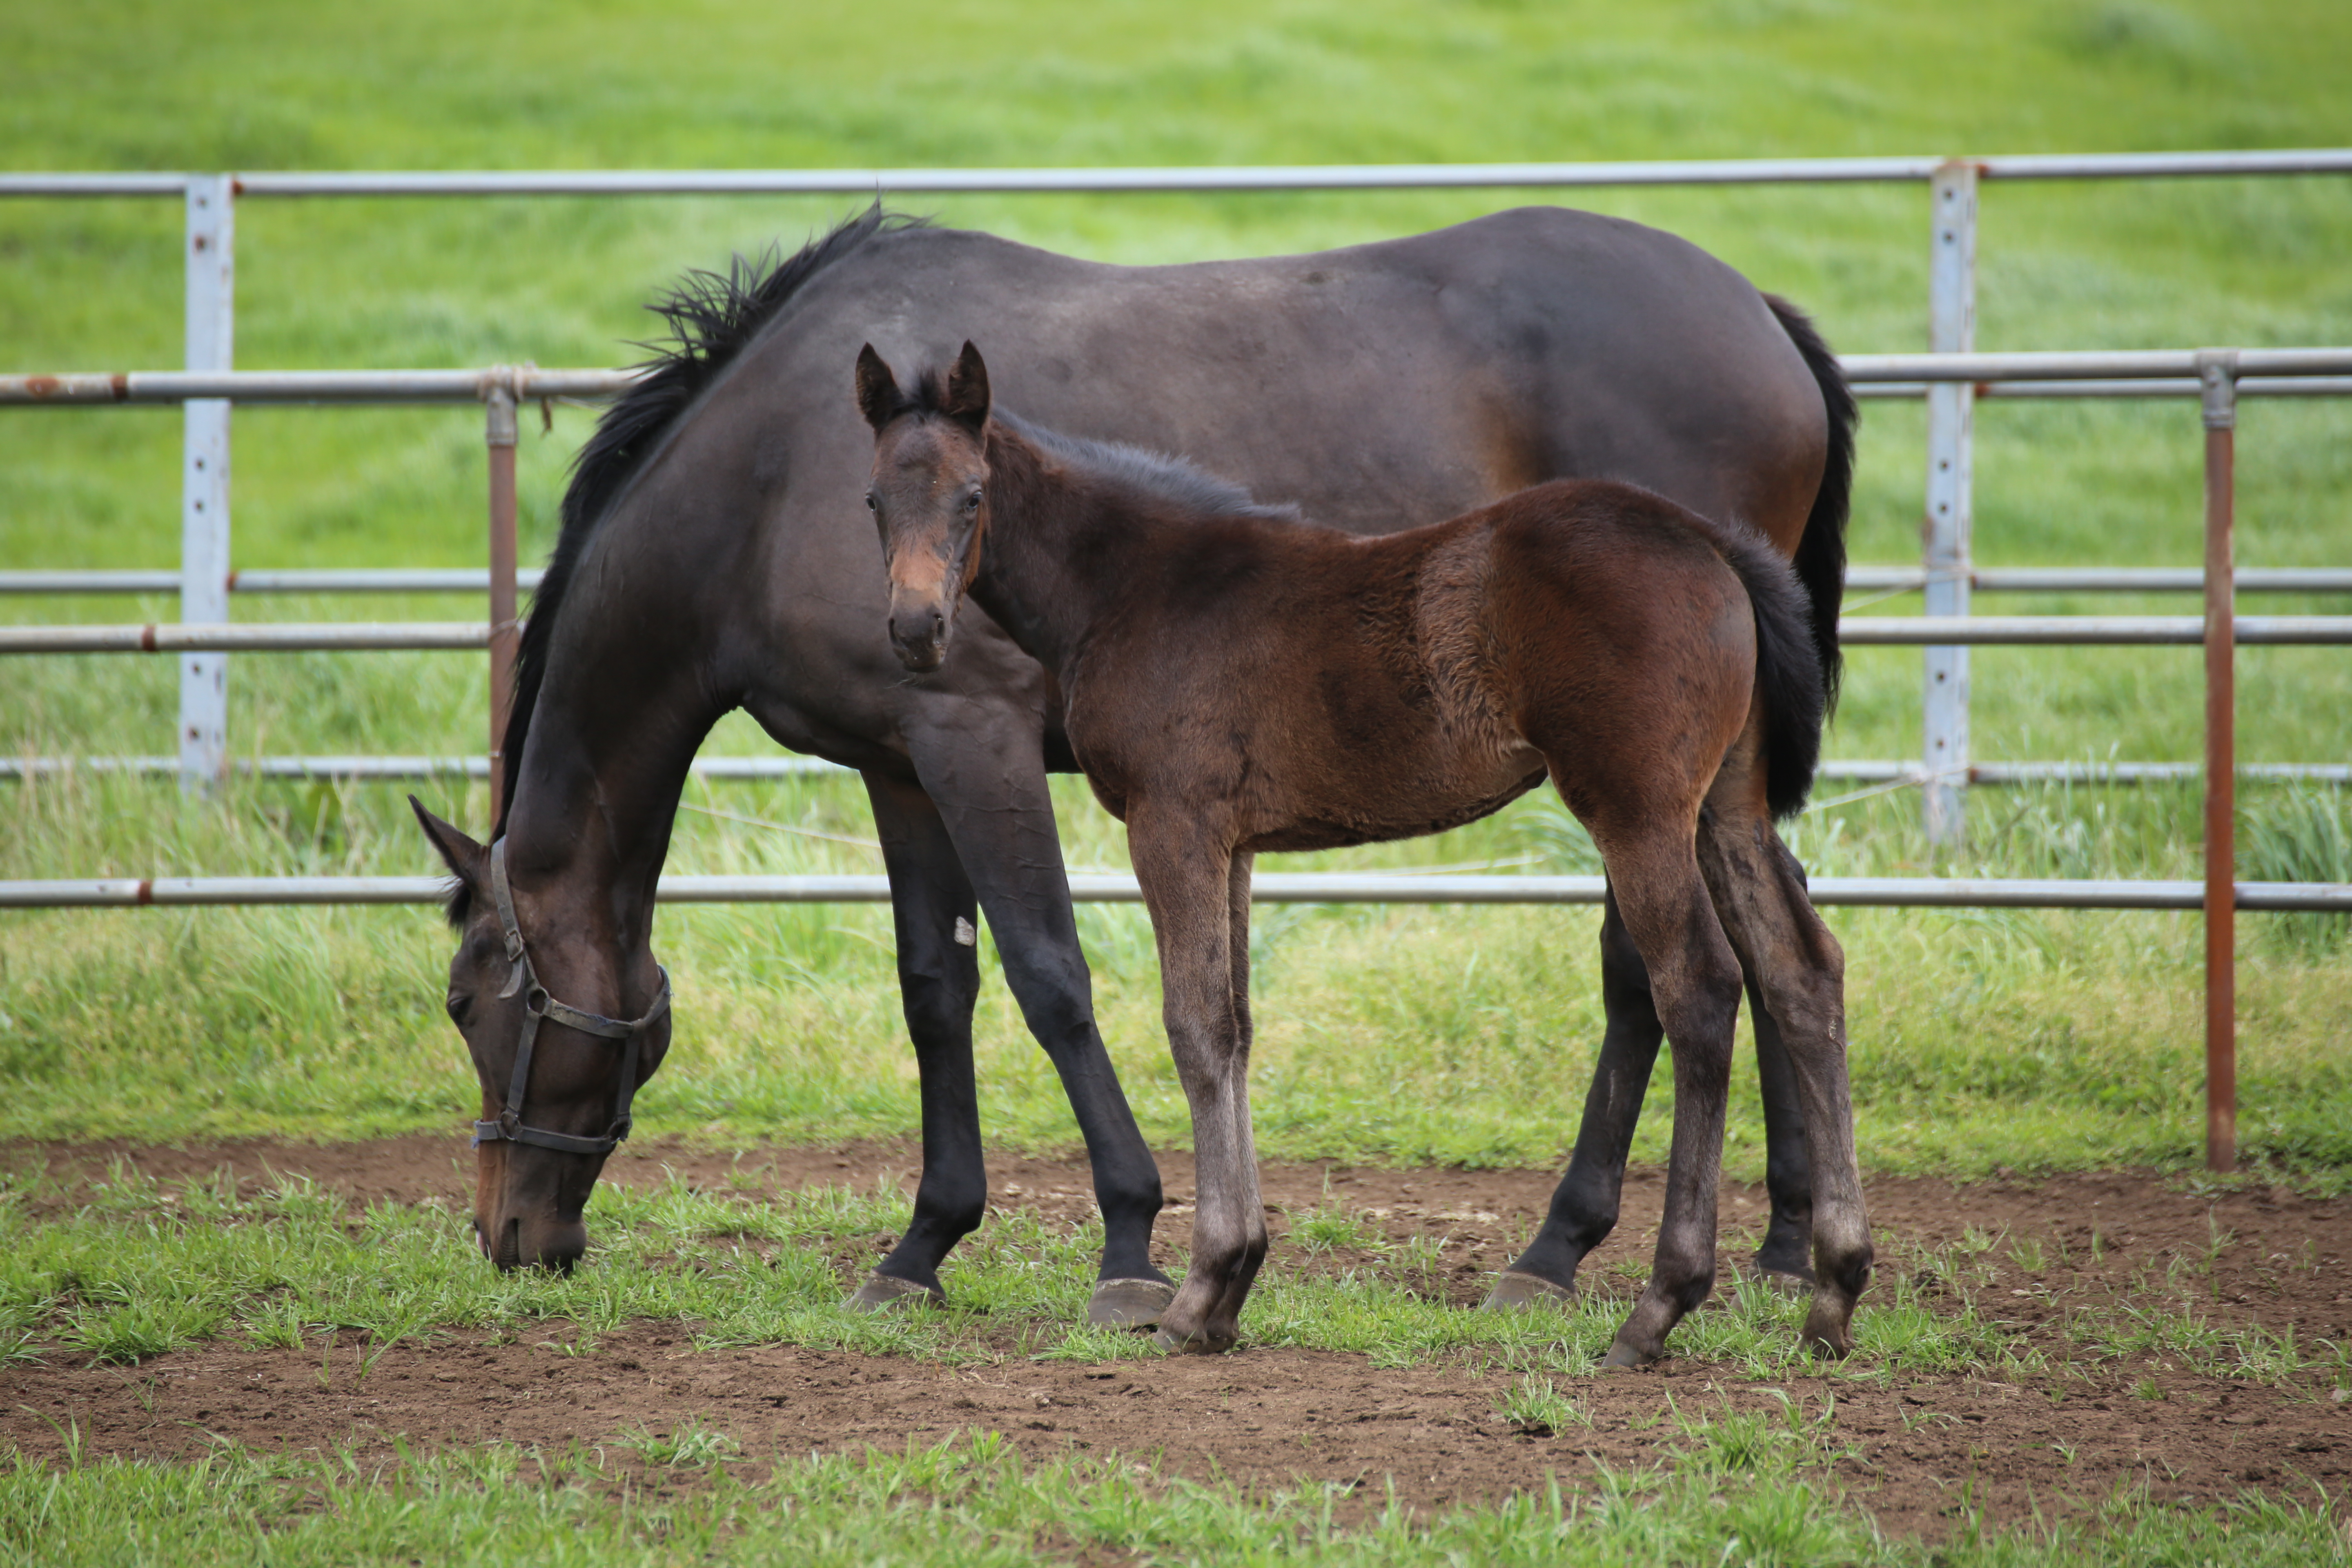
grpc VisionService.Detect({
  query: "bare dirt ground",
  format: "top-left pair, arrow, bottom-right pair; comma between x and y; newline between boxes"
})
5,1135 -> 2349,1539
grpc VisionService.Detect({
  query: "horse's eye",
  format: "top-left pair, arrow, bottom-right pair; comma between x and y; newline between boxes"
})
963,492 -> 982,512
864,492 -> 878,511
446,992 -> 471,1025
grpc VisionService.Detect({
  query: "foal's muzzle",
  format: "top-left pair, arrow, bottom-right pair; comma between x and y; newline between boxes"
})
889,597 -> 951,672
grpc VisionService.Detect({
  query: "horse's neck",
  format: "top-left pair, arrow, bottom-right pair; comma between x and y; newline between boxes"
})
501,554 -> 726,932
974,429 -> 1158,677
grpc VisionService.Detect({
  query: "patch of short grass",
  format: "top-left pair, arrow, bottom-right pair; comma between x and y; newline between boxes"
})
4,1426 -> 2347,1568
0,1168 -> 2150,1388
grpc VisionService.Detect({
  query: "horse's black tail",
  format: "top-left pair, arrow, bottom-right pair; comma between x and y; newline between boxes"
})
1762,293 -> 1856,718
1712,525 -> 1829,820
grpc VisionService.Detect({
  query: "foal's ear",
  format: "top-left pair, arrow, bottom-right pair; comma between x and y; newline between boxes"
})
409,794 -> 486,884
855,343 -> 903,432
941,341 -> 991,433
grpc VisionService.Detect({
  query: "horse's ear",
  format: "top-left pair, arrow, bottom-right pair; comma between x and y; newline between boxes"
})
941,341 -> 991,433
855,343 -> 903,432
409,794 -> 485,885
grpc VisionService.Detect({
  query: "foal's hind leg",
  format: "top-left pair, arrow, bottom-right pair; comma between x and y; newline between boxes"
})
1698,808 -> 1871,1356
1579,826 -> 1747,1369
1488,889 -> 1815,1307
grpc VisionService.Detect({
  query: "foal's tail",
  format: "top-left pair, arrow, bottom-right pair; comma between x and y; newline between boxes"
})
1710,523 -> 1828,820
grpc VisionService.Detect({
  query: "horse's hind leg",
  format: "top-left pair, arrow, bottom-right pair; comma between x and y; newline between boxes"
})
1489,887 -> 1662,1307
1748,974 -> 1817,1286
1581,824 -> 1747,1369
1699,806 -> 1871,1356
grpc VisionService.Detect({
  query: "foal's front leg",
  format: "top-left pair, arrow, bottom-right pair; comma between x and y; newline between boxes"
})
1130,817 -> 1265,1354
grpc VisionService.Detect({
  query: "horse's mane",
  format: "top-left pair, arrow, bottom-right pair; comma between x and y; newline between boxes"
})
496,205 -> 924,829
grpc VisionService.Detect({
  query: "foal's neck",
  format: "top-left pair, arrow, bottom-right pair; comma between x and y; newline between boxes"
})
973,424 -> 1191,678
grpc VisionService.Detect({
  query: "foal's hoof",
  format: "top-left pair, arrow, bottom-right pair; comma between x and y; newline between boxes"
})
1150,1325 -> 1236,1356
1800,1305 -> 1856,1360
1087,1276 -> 1177,1330
846,1271 -> 945,1313
1481,1270 -> 1575,1312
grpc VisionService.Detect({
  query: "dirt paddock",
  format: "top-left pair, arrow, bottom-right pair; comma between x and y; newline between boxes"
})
4,1135 -> 2348,1539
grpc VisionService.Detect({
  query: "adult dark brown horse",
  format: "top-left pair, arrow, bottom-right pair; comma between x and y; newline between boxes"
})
857,343 -> 1867,1364
409,206 -> 1855,1325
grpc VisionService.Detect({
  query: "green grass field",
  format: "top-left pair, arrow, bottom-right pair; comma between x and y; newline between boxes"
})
2,0 -> 2350,1559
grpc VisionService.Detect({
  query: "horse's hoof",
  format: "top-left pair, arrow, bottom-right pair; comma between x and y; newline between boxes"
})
1087,1276 -> 1177,1330
846,1272 -> 946,1313
1482,1270 -> 1575,1312
1150,1325 -> 1235,1355
1600,1338 -> 1657,1371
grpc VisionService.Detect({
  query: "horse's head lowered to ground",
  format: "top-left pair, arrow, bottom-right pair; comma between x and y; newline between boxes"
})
857,340 -> 993,673
410,797 -> 673,1271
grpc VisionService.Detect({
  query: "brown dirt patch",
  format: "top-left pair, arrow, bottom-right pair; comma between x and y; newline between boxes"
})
4,1135 -> 2349,1539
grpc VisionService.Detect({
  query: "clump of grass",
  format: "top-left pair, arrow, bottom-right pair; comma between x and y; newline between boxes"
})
1496,1374 -> 1590,1435
1288,1186 -> 1388,1256
617,1417 -> 740,1468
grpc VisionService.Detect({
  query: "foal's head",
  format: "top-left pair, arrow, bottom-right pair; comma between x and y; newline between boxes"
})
855,341 -> 992,672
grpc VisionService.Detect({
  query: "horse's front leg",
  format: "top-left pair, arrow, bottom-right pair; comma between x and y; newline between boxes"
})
850,771 -> 987,1310
1130,818 -> 1264,1354
905,717 -> 1174,1327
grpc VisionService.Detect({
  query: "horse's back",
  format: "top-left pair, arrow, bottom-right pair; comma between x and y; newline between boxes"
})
594,208 -> 1831,763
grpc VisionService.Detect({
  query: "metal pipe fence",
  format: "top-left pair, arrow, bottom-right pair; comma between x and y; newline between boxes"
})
9,612 -> 2352,656
2,871 -> 2347,912
7,151 -> 2352,1171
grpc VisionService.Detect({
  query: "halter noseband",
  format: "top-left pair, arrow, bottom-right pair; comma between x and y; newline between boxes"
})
473,837 -> 671,1157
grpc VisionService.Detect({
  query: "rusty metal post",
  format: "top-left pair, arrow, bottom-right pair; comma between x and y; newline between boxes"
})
2199,350 -> 2238,1173
486,374 -> 519,823
1922,160 -> 1979,843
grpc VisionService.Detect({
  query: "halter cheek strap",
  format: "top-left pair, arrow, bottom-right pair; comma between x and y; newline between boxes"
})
473,837 -> 671,1157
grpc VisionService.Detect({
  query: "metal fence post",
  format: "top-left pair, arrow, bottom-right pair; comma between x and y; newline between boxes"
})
486,374 -> 520,824
180,175 -> 234,790
2199,349 -> 2239,1173
1922,160 -> 1978,843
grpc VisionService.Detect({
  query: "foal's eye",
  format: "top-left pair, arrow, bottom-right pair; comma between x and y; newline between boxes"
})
962,491 -> 982,512
864,492 -> 877,511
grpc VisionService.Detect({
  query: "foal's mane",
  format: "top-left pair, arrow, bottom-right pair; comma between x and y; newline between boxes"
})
494,205 -> 924,832
992,412 -> 1301,524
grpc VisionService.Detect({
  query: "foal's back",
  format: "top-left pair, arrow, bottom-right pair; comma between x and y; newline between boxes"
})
1067,479 -> 1757,854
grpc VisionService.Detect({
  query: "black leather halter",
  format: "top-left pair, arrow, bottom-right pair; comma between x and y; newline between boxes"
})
472,837 -> 670,1157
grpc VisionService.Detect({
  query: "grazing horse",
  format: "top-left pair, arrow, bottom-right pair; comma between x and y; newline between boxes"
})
858,343 -> 1869,1365
409,206 -> 1855,1325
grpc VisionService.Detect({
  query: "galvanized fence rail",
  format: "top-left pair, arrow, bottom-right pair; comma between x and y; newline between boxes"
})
8,153 -> 2352,1169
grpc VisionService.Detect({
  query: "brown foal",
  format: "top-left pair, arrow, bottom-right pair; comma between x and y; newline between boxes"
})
857,342 -> 1870,1367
